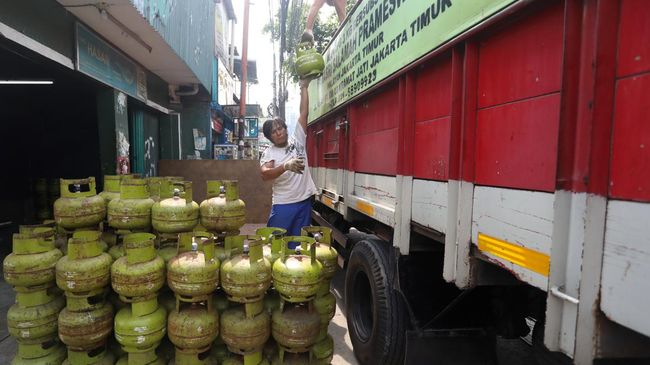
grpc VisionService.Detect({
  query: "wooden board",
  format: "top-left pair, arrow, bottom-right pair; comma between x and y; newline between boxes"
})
159,159 -> 273,223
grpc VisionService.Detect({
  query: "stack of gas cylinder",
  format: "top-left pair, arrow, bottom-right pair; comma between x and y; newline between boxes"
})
53,178 -> 114,365
112,232 -> 167,365
56,230 -> 114,365
3,175 -> 340,365
4,224 -> 66,364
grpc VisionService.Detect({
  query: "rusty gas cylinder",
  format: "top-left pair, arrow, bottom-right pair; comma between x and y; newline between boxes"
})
220,301 -> 270,355
57,302 -> 114,351
271,302 -> 320,353
221,238 -> 272,303
168,302 -> 219,351
114,296 -> 167,358
152,180 -> 199,233
8,286 -> 65,359
167,232 -> 220,302
3,227 -> 61,288
272,237 -> 322,303
54,177 -> 105,230
111,233 -> 165,301
199,180 -> 246,233
11,341 -> 66,365
62,345 -> 116,365
107,177 -> 155,230
56,231 -> 112,295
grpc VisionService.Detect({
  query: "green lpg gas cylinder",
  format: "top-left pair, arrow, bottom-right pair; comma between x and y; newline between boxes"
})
256,227 -> 286,265
114,297 -> 167,353
313,291 -> 336,341
167,232 -> 220,301
4,228 -> 62,287
11,342 -> 66,365
272,237 -> 322,303
56,231 -> 112,295
271,303 -> 320,353
220,302 -> 270,355
300,226 -> 338,281
107,178 -> 155,230
168,302 -> 219,350
99,175 -> 122,207
62,346 -> 115,365
58,302 -> 114,351
54,177 -> 105,230
221,238 -> 272,303
111,233 -> 165,300
8,287 -> 65,357
152,180 -> 199,233
295,42 -> 324,79
200,180 -> 246,233
311,334 -> 334,365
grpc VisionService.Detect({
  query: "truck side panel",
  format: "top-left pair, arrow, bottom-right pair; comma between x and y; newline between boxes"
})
601,0 -> 650,339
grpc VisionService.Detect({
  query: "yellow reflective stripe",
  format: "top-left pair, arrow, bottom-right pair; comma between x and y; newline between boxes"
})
355,200 -> 375,217
322,196 -> 334,208
477,233 -> 550,276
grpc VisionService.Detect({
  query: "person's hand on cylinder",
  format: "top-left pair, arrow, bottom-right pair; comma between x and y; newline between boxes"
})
284,157 -> 305,174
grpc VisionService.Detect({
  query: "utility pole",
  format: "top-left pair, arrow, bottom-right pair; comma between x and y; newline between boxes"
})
240,0 -> 250,120
279,0 -> 289,119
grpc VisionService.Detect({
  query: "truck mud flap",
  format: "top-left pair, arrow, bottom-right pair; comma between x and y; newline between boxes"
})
405,328 -> 497,365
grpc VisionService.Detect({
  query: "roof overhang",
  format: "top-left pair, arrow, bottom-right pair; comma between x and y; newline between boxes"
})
222,0 -> 237,21
57,0 -> 200,87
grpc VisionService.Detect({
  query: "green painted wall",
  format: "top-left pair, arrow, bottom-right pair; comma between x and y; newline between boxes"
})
180,102 -> 211,160
0,0 -> 75,59
160,115 -> 180,160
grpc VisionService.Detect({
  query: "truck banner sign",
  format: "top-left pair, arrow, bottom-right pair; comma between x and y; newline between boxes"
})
308,0 -> 517,123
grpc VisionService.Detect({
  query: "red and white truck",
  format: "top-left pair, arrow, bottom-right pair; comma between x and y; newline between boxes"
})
306,0 -> 650,364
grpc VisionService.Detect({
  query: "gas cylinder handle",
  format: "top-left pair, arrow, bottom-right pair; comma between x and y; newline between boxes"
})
194,231 -> 215,262
172,181 -> 192,204
224,235 -> 245,258
309,239 -> 317,265
281,236 -> 316,262
177,232 -> 194,254
205,180 -> 223,198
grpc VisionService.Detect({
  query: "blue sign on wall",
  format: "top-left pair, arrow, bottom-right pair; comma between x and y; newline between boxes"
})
76,23 -> 147,100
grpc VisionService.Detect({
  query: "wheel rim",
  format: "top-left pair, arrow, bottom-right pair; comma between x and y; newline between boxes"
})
351,269 -> 374,342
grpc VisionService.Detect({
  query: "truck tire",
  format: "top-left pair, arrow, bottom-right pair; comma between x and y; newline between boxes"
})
345,239 -> 406,365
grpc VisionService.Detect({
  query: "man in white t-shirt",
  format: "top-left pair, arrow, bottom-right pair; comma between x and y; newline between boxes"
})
260,78 -> 317,246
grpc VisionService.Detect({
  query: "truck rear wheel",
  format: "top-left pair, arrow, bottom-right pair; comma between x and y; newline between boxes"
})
345,239 -> 406,365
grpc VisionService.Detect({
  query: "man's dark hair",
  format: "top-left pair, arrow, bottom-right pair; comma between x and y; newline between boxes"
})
262,118 -> 287,141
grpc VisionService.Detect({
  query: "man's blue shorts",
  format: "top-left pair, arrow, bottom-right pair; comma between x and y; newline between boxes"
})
267,196 -> 313,248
